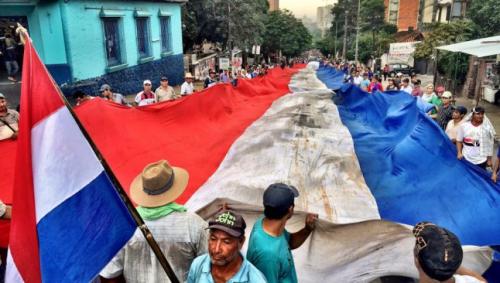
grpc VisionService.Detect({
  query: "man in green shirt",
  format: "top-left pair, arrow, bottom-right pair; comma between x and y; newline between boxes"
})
247,183 -> 318,283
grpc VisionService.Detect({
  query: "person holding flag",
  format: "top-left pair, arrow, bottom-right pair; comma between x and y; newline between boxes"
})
6,26 -> 180,283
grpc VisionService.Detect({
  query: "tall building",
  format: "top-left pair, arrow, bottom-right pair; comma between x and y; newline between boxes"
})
384,0 -> 469,32
317,5 -> 334,38
384,0 -> 421,31
268,0 -> 279,11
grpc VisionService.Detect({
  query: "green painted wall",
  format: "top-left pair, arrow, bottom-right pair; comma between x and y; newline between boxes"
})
59,0 -> 184,81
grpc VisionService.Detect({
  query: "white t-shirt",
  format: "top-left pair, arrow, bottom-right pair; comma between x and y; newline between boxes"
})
180,82 -> 194,95
401,85 -> 413,94
453,274 -> 484,283
457,122 -> 486,164
446,119 -> 464,141
134,91 -> 156,106
353,76 -> 363,85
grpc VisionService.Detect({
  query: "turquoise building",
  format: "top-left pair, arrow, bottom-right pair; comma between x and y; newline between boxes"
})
0,0 -> 186,95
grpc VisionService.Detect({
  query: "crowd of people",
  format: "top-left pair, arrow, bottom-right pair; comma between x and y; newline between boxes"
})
329,60 -> 500,181
72,63 -> 282,108
0,58 -> 496,282
98,160 -> 486,283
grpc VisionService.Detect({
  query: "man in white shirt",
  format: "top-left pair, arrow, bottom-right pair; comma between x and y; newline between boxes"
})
134,80 -> 156,106
400,78 -> 413,94
181,73 -> 195,96
353,71 -> 363,86
412,222 -> 486,283
456,107 -> 494,169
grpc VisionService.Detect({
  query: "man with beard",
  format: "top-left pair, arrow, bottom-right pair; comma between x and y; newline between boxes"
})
188,211 -> 266,283
457,107 -> 495,170
0,93 -> 19,140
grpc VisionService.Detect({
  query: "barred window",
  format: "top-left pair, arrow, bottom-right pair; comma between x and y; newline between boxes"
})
160,16 -> 172,52
102,18 -> 122,66
136,17 -> 151,58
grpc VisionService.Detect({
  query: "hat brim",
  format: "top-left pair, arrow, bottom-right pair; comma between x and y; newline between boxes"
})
130,167 -> 189,207
207,224 -> 243,237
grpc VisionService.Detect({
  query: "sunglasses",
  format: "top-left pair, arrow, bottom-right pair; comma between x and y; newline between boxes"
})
144,84 -> 151,86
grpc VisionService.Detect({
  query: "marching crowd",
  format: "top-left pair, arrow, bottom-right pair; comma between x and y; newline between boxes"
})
0,59 -> 494,282
97,159 -> 487,283
330,60 -> 500,181
73,64 -> 278,107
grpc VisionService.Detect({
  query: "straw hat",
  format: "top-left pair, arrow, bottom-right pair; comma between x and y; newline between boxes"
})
130,160 -> 189,208
185,73 -> 194,79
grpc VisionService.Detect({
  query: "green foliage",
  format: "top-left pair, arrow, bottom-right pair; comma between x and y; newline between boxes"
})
359,0 -> 386,32
467,0 -> 500,37
315,36 -> 339,57
182,0 -> 268,51
261,10 -> 312,58
414,20 -> 477,80
414,20 -> 476,59
329,0 -> 395,61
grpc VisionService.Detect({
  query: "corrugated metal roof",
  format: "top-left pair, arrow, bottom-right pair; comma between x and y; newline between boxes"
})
437,35 -> 500,57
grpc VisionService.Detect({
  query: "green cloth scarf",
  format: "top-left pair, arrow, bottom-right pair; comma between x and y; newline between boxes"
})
137,203 -> 187,221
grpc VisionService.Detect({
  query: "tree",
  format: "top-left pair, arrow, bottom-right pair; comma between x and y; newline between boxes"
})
329,0 -> 395,61
261,10 -> 312,59
359,0 -> 387,56
467,0 -> 500,37
182,0 -> 268,52
415,20 -> 476,90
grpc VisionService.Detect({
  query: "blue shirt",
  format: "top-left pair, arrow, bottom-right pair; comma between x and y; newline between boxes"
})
246,217 -> 297,283
187,253 -> 267,283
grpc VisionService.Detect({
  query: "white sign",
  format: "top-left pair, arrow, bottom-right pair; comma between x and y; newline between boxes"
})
219,58 -> 230,70
388,42 -> 420,65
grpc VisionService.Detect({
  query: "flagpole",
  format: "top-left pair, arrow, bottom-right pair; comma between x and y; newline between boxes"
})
17,25 -> 180,283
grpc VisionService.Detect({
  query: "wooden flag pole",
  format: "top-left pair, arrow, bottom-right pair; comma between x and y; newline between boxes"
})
17,24 -> 180,283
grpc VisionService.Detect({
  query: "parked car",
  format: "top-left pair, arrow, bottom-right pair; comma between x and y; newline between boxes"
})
389,64 -> 416,77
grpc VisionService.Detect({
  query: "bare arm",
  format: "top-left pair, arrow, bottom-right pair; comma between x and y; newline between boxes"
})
455,266 -> 487,282
289,214 -> 318,250
492,157 -> 499,182
457,141 -> 464,160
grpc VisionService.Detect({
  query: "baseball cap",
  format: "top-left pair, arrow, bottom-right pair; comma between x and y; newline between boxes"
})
263,183 -> 299,211
0,93 -> 4,99
413,222 -> 463,281
208,211 -> 246,238
441,91 -> 452,99
160,76 -> 168,81
143,80 -> 152,85
472,106 -> 485,114
99,84 -> 111,92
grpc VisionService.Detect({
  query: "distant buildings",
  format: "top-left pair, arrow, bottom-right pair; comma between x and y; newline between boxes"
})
317,5 -> 334,38
268,0 -> 279,11
384,0 -> 469,32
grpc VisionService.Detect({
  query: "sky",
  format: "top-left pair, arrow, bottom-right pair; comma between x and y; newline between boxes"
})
280,0 -> 336,20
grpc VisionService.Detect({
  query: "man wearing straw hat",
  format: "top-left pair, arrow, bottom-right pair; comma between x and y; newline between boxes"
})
181,73 -> 195,96
100,160 -> 208,283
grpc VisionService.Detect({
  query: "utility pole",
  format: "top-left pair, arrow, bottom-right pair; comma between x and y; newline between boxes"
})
342,0 -> 348,61
354,0 -> 361,64
334,20 -> 338,58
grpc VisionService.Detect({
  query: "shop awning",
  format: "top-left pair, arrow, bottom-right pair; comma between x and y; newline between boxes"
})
437,35 -> 500,57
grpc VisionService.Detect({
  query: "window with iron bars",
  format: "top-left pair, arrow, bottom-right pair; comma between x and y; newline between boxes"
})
135,17 -> 151,58
160,16 -> 172,52
102,17 -> 122,66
